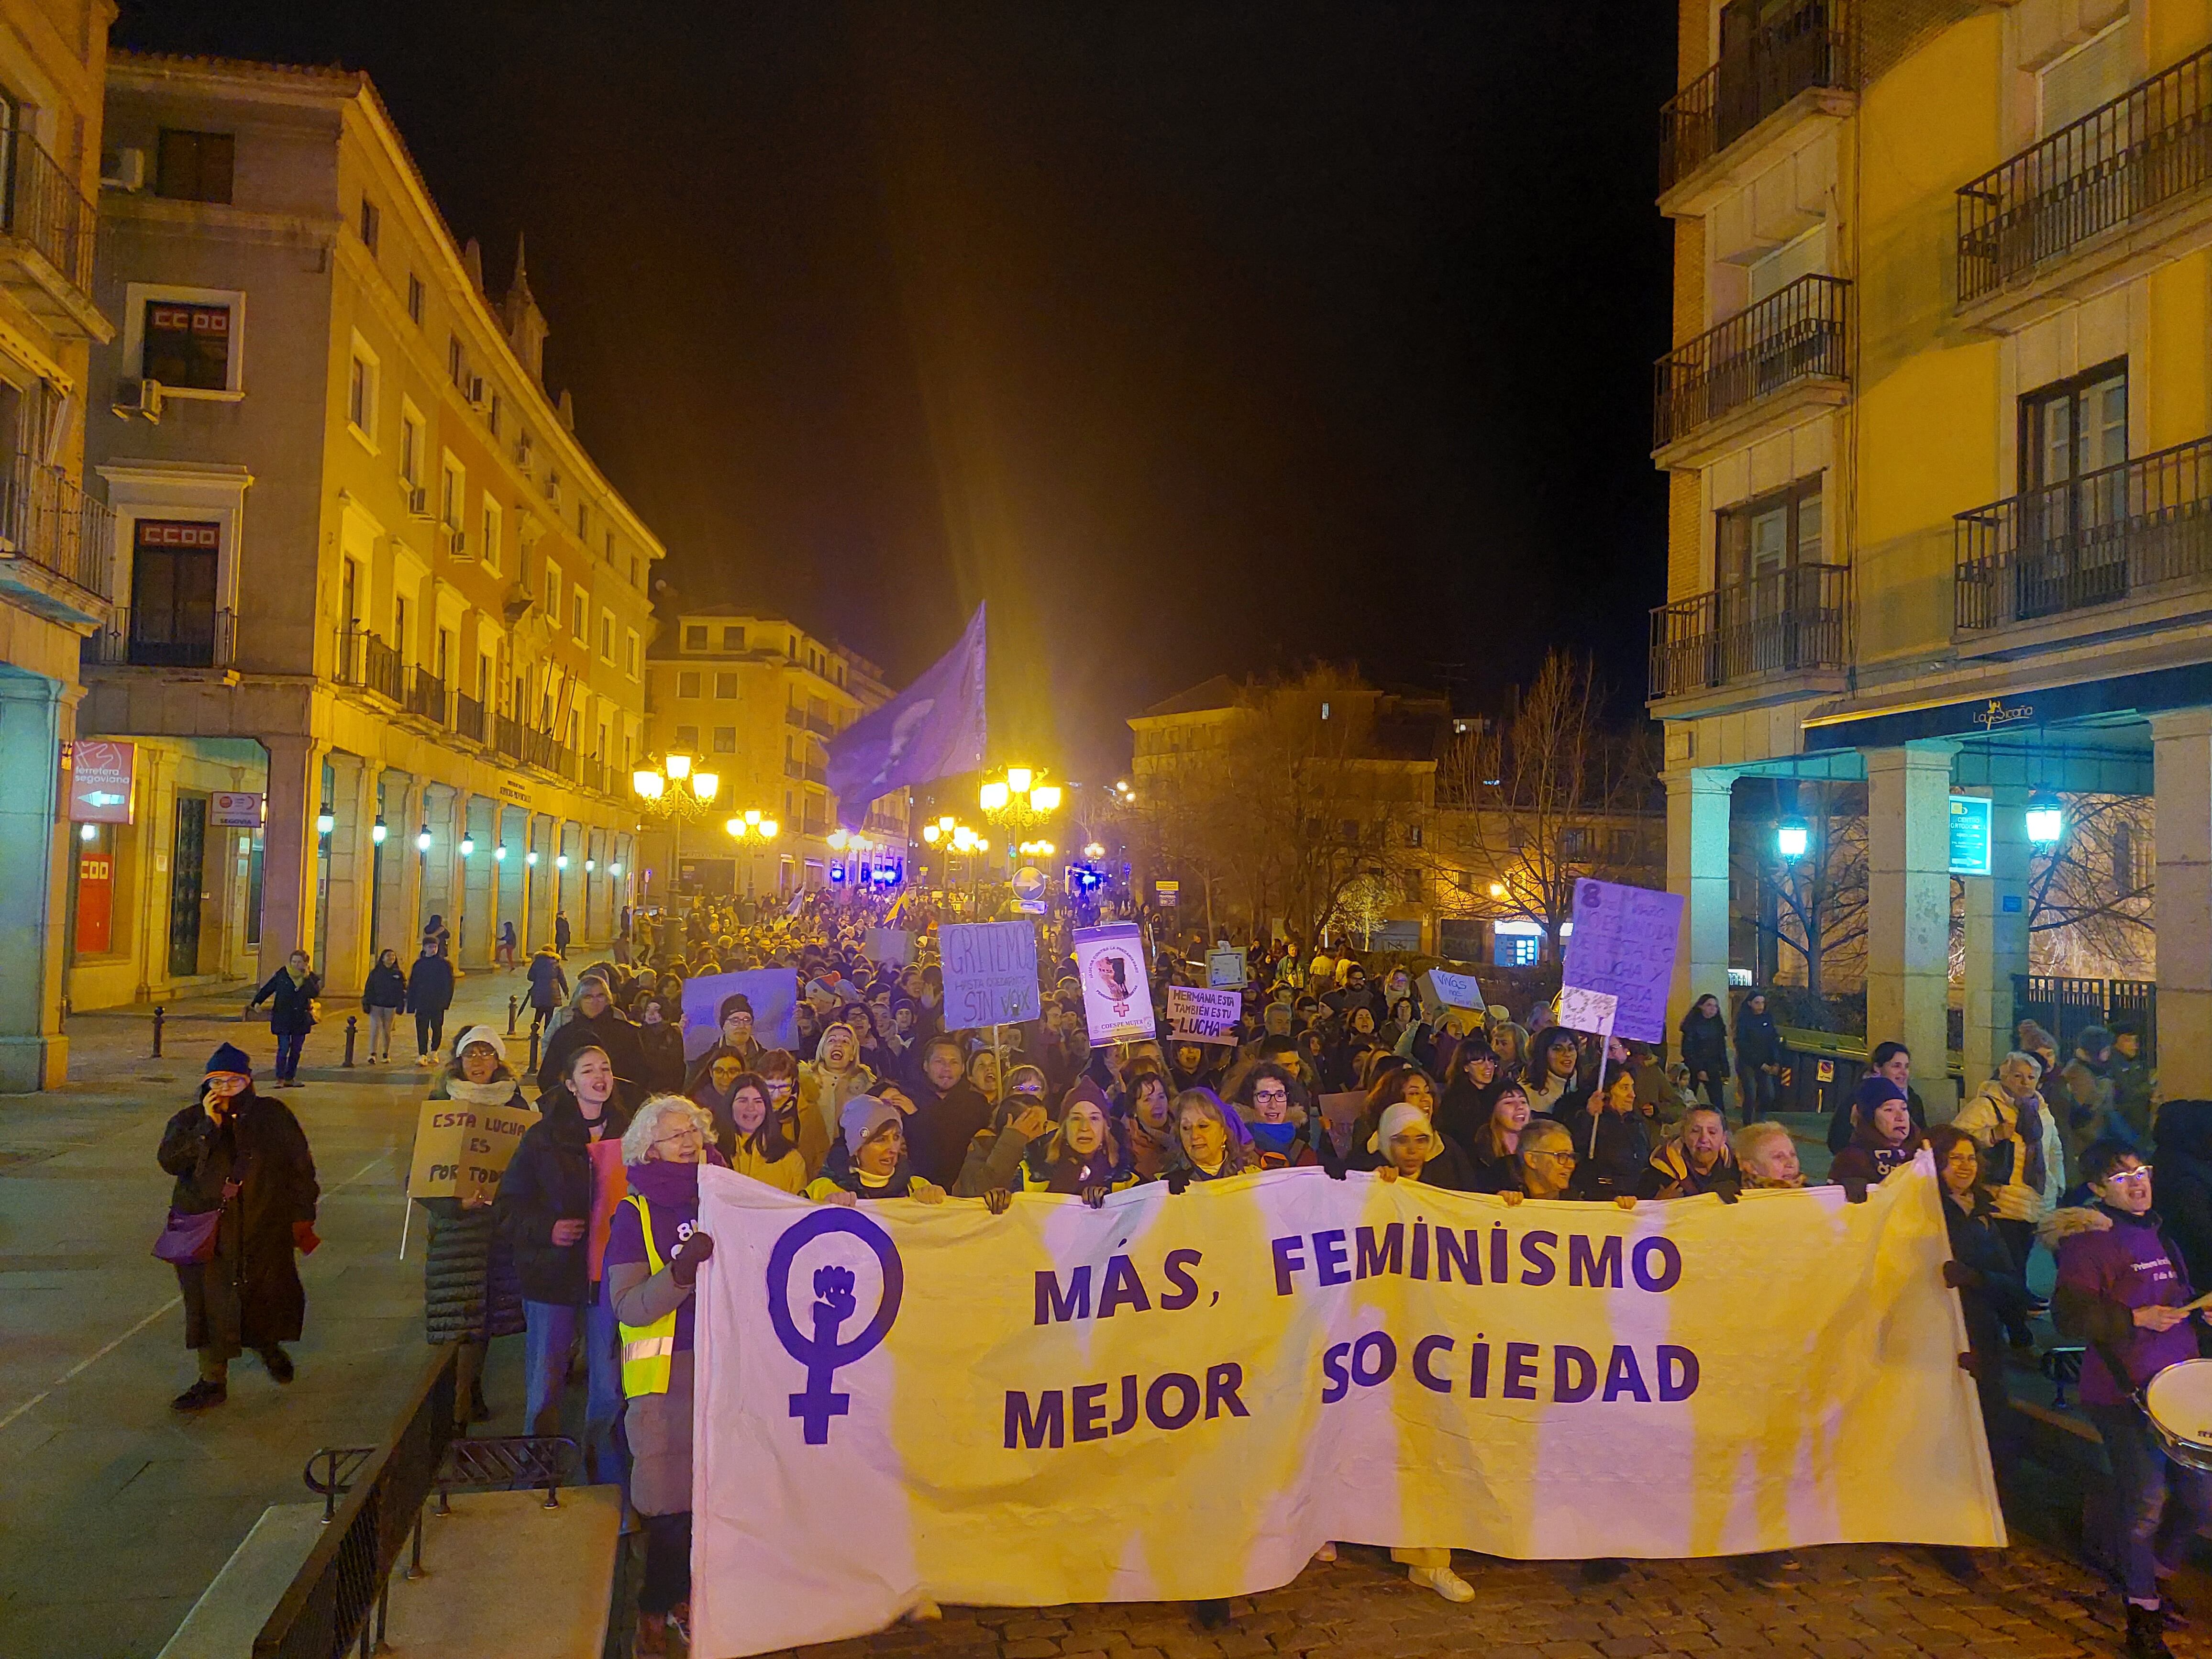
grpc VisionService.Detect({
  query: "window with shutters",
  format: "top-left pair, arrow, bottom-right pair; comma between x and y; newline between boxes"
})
140,296 -> 237,392
677,672 -> 702,700
715,672 -> 739,699
155,130 -> 234,203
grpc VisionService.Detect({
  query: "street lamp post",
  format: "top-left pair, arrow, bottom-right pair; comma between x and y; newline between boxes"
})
724,808 -> 782,898
631,751 -> 719,903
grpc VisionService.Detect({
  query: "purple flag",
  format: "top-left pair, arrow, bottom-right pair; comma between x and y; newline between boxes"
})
826,603 -> 986,829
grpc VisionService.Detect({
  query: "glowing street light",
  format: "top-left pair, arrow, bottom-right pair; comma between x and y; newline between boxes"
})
416,825 -> 432,853
979,779 -> 1010,813
316,805 -> 335,837
1776,821 -> 1810,860
2026,795 -> 2065,846
372,817 -> 388,846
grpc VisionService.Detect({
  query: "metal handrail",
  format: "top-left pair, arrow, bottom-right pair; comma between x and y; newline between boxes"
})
1955,433 -> 2212,628
0,452 -> 114,596
254,1344 -> 457,1658
404,666 -> 449,726
1648,562 -> 1850,699
454,691 -> 487,743
1659,0 -> 1853,192
85,604 -> 234,669
1653,273 -> 1850,449
0,126 -> 97,295
1958,43 -> 2212,301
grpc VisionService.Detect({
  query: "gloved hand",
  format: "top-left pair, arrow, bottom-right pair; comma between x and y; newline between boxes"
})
1082,1185 -> 1108,1210
1841,1178 -> 1869,1205
669,1230 -> 715,1286
1166,1171 -> 1190,1196
1324,1162 -> 1348,1181
1941,1259 -> 1978,1291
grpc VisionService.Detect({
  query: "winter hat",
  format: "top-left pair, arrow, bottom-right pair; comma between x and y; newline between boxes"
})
1852,1073 -> 1907,1126
1378,1101 -> 1438,1161
718,993 -> 754,1023
842,1095 -> 902,1155
453,1026 -> 507,1064
206,1042 -> 253,1076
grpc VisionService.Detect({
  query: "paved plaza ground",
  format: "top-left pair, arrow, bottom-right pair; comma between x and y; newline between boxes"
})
0,982 -> 2202,1657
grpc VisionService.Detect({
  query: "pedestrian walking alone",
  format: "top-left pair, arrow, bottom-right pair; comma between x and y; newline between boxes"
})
554,908 -> 572,958
362,948 -> 406,1063
158,1043 -> 320,1410
247,949 -> 321,1087
526,945 -> 569,1037
498,919 -> 518,971
1733,990 -> 1782,1120
408,940 -> 457,1066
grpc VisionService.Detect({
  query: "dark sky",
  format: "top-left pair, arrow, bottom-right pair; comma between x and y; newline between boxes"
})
115,1 -> 1677,776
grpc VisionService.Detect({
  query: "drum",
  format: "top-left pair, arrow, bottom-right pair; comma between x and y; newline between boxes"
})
2144,1357 -> 2212,1473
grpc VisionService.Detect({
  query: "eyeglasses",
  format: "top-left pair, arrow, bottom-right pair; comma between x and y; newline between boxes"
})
653,1126 -> 704,1148
1252,1087 -> 1289,1103
2106,1165 -> 2154,1185
1526,1149 -> 1578,1164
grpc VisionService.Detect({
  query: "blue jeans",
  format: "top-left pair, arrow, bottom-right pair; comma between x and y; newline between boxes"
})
523,1294 -> 625,1486
274,1030 -> 306,1081
2087,1402 -> 2212,1602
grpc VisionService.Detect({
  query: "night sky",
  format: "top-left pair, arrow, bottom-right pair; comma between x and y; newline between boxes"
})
115,2 -> 1678,774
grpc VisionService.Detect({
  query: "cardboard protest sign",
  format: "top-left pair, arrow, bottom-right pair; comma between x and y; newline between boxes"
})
682,969 -> 799,1062
940,921 -> 1040,1028
406,1092 -> 539,1206
1165,984 -> 1242,1045
1074,922 -> 1155,1042
1417,968 -> 1486,1022
691,1157 -> 2001,1655
864,928 -> 915,966
1206,948 -> 1249,989
1561,878 -> 1683,1045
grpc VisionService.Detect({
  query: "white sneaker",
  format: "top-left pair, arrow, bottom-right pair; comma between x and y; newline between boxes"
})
904,1599 -> 942,1623
1312,1542 -> 1337,1563
1409,1565 -> 1474,1603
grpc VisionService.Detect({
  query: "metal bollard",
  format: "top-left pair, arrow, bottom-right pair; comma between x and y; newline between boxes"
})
343,1015 -> 358,1068
507,995 -> 519,1035
151,1004 -> 164,1058
528,1025 -> 541,1074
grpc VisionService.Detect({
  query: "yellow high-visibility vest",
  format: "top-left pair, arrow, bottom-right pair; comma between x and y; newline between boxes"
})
616,1194 -> 677,1398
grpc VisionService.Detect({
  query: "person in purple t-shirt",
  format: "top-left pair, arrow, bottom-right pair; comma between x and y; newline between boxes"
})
2053,1140 -> 2212,1659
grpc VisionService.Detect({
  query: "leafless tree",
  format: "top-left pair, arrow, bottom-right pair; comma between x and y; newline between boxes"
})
2029,793 -> 2155,978
1731,781 -> 1868,994
1427,651 -> 1660,963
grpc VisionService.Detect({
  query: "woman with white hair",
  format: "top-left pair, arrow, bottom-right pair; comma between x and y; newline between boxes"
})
606,1094 -> 725,1654
416,1026 -> 529,1432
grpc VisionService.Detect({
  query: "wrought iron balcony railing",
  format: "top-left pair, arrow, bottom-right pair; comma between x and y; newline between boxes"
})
334,626 -> 405,702
454,691 -> 487,744
1659,0 -> 1853,193
1649,562 -> 1850,700
84,605 -> 234,670
0,452 -> 114,597
1653,274 -> 1850,451
1958,43 -> 2212,303
404,666 -> 449,726
0,128 -> 96,299
1956,434 -> 2212,630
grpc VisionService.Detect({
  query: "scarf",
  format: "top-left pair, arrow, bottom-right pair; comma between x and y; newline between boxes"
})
287,965 -> 309,987
443,1075 -> 518,1109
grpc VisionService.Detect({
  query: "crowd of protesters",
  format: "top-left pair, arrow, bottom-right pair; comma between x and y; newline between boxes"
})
164,882 -> 2204,1658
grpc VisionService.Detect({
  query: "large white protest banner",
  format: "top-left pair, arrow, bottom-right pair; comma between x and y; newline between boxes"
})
689,1159 -> 2002,1656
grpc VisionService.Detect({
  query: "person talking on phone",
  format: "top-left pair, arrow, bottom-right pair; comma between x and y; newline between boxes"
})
157,1043 -> 320,1411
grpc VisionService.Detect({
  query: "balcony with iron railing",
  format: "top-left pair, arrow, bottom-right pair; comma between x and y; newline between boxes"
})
1958,43 -> 2212,326
1653,274 -> 1850,465
804,762 -> 828,785
583,755 -> 608,795
84,605 -> 235,671
403,666 -> 449,727
1955,434 -> 2212,640
0,453 -> 115,620
802,813 -> 827,838
784,757 -> 805,780
1648,562 -> 1851,703
1658,0 -> 1854,211
785,705 -> 805,727
494,712 -> 527,763
334,625 -> 405,703
454,691 -> 487,744
805,710 -> 835,737
0,128 -> 104,338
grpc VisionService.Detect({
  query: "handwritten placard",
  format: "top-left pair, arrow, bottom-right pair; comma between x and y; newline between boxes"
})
1166,984 -> 1242,1045
406,1094 -> 539,1205
1560,878 -> 1683,1045
940,921 -> 1041,1029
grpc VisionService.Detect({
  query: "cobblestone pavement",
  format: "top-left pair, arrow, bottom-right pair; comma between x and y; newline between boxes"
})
752,1539 -> 2191,1659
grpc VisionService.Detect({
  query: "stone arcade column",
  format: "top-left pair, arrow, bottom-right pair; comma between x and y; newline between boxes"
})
321,752 -> 379,996
462,795 -> 497,970
1665,764 -> 1736,1054
0,675 -> 70,1089
1962,784 -> 2030,1095
1866,742 -> 1958,1118
258,733 -> 327,985
2153,709 -> 2212,1100
497,805 -> 527,960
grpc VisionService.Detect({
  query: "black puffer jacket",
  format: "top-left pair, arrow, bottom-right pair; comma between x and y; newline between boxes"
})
496,1087 -> 632,1305
537,1007 -> 647,1095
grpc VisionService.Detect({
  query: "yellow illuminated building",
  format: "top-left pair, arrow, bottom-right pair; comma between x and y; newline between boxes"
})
1655,0 -> 2212,1097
